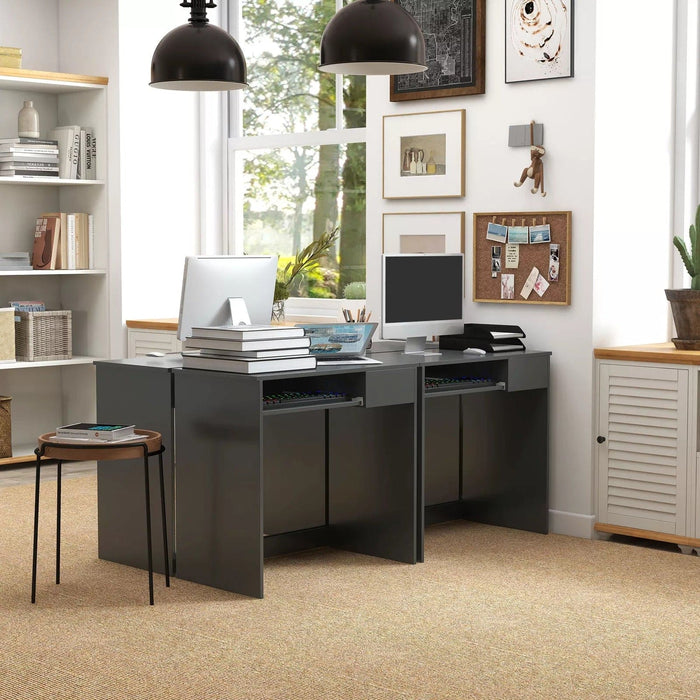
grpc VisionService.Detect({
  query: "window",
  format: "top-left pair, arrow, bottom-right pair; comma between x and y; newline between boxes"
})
228,0 -> 367,309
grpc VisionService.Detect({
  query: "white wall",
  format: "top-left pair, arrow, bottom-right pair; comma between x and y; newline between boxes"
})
117,0 -> 201,326
0,0 -> 59,70
367,1 -> 597,536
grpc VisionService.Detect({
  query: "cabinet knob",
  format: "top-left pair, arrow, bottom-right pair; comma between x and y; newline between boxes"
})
596,435 -> 606,444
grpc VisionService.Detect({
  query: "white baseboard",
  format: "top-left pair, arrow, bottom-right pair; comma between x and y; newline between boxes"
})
549,509 -> 596,538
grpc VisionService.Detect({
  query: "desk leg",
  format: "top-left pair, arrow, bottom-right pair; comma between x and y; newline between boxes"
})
328,404 -> 417,564
174,371 -> 264,598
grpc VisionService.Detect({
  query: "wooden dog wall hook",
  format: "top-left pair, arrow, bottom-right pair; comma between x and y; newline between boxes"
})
514,144 -> 546,197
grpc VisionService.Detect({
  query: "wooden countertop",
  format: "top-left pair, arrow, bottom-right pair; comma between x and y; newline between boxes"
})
126,318 -> 178,331
594,342 -> 700,365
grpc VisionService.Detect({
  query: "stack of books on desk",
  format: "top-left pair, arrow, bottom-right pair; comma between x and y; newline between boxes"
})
183,325 -> 316,373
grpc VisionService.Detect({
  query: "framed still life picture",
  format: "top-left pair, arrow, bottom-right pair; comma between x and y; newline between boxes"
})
390,0 -> 485,101
505,0 -> 574,83
382,109 -> 465,199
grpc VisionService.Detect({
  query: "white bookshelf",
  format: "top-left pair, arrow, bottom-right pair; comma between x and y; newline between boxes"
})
0,68 -> 110,466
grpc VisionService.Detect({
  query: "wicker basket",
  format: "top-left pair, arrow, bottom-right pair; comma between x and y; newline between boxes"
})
0,396 -> 11,458
15,310 -> 72,362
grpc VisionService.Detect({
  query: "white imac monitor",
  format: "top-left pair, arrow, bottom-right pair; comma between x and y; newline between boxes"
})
177,255 -> 278,341
382,253 -> 464,354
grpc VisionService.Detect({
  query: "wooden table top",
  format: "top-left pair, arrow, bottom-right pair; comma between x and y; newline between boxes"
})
126,318 -> 178,331
594,342 -> 700,365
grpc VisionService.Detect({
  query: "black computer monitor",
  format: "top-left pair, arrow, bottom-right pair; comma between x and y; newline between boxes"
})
382,253 -> 464,353
177,255 -> 278,340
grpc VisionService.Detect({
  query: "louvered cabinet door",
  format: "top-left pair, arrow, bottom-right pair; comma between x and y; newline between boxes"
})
597,363 -> 689,535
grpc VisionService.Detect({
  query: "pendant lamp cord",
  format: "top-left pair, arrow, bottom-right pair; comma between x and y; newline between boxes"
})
180,0 -> 216,23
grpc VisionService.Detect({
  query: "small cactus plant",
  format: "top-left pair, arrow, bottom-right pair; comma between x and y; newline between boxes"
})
674,205 -> 700,290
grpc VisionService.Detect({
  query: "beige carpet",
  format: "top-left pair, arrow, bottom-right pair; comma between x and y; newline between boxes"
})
0,475 -> 698,700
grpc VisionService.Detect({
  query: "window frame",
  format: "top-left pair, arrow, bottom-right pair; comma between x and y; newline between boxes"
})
225,0 -> 367,318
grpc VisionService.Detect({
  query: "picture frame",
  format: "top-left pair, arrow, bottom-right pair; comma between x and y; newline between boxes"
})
505,0 -> 574,84
383,109 -> 465,199
382,212 -> 465,254
390,0 -> 485,102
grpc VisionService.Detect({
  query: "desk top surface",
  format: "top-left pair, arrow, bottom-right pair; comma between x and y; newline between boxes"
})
97,349 -> 550,378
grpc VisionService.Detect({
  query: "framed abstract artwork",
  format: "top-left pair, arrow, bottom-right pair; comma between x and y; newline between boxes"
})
505,0 -> 574,83
390,0 -> 485,101
382,109 -> 465,199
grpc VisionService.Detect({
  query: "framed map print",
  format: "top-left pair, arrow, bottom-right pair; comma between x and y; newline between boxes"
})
390,0 -> 485,101
505,0 -> 574,83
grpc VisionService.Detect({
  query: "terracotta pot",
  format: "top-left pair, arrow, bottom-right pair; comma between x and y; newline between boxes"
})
665,289 -> 700,349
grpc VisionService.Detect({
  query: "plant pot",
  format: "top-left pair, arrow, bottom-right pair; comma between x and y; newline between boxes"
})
665,289 -> 700,349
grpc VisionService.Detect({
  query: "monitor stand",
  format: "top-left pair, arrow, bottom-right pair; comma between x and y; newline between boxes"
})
228,297 -> 252,325
403,336 -> 442,356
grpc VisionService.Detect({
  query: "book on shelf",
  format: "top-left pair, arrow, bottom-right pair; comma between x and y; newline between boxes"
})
0,253 -> 32,270
9,300 -> 45,312
0,46 -> 21,69
0,169 -> 58,178
184,335 -> 311,352
31,216 -> 60,270
0,307 -> 15,362
190,325 -> 306,341
42,212 -> 68,269
0,137 -> 57,147
185,346 -> 311,359
0,145 -> 59,154
41,211 -> 91,270
48,125 -> 80,179
88,214 -> 95,268
55,423 -> 136,441
182,354 -> 317,374
0,153 -> 59,163
84,127 -> 96,179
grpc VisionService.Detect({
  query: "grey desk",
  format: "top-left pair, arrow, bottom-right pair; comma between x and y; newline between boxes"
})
95,349 -> 549,598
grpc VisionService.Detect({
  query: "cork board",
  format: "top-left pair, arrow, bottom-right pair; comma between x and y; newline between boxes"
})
473,211 -> 571,305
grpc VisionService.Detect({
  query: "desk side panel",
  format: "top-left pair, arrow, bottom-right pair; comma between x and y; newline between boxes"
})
175,370 -> 263,598
95,363 -> 174,574
461,388 -> 549,533
329,403 -> 417,563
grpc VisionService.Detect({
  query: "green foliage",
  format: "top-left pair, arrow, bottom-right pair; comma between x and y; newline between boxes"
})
674,204 -> 700,290
343,281 -> 366,299
274,228 -> 339,300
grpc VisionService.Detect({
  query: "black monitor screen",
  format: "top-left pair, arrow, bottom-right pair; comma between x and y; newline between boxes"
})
384,255 -> 463,323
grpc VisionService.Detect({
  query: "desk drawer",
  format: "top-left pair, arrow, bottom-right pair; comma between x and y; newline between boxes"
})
364,367 -> 416,407
507,355 -> 549,391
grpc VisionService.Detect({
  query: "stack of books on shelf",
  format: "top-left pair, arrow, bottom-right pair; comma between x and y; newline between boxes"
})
183,325 -> 315,374
0,46 -> 22,69
54,422 -> 138,443
0,137 -> 59,178
32,212 -> 94,270
48,124 -> 96,180
0,252 -> 32,271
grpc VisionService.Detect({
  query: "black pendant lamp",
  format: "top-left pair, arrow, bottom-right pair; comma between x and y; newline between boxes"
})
319,0 -> 426,76
150,0 -> 247,91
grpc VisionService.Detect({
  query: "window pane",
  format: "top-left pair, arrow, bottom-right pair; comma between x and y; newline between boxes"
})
238,143 -> 366,298
343,75 -> 366,129
242,0 -> 337,135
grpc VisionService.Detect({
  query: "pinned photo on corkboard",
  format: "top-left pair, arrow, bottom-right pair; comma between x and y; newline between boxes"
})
473,211 -> 571,304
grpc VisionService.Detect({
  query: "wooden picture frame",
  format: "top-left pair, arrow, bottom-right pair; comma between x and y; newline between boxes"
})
383,109 -> 465,199
473,211 -> 571,305
382,212 -> 465,254
505,0 -> 574,83
390,0 -> 485,101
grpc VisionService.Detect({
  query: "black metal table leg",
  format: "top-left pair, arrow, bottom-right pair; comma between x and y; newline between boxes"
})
56,461 -> 62,585
143,451 -> 154,605
31,450 -> 41,604
158,449 -> 170,587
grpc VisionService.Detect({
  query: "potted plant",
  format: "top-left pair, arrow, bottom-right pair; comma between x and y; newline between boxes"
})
667,204 -> 700,348
272,227 -> 339,321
